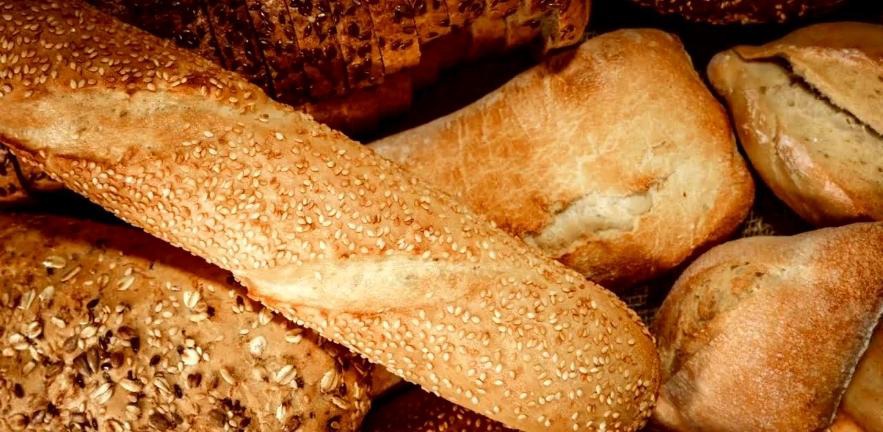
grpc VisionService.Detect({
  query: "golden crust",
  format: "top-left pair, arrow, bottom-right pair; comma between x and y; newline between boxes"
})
0,213 -> 371,431
370,29 -> 753,288
734,22 -> 883,135
0,2 -> 659,431
651,223 -> 883,431
709,45 -> 883,226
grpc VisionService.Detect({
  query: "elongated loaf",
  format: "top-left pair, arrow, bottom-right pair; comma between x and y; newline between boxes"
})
371,29 -> 754,288
837,326 -> 883,432
0,2 -> 659,431
0,214 -> 372,432
708,22 -> 883,227
652,223 -> 883,431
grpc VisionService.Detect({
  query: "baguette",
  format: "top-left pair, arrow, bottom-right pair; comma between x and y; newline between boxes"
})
371,29 -> 754,288
0,213 -> 372,431
839,326 -> 883,432
708,22 -> 883,227
651,223 -> 883,431
0,2 -> 660,431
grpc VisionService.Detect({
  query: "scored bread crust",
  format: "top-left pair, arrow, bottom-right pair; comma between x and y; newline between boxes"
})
370,29 -> 754,289
651,223 -> 883,432
708,44 -> 883,226
733,21 -> 883,136
0,2 -> 660,431
0,214 -> 372,432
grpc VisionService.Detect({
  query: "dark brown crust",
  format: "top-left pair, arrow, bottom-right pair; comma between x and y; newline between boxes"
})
366,0 -> 422,74
0,145 -> 28,204
629,0 -> 847,24
287,0 -> 349,97
333,0 -> 386,89
363,387 -> 515,432
245,0 -> 310,103
411,0 -> 453,42
205,0 -> 276,92
132,0 -> 224,64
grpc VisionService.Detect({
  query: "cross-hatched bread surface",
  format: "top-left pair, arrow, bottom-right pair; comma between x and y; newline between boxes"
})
84,0 -> 590,132
0,213 -> 372,432
0,2 -> 659,431
370,29 -> 754,289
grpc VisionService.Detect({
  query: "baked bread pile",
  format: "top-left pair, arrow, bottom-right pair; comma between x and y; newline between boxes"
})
0,1 -> 881,431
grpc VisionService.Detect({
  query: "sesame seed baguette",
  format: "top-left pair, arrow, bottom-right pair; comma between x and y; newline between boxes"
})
0,213 -> 372,432
0,2 -> 660,431
652,222 -> 883,431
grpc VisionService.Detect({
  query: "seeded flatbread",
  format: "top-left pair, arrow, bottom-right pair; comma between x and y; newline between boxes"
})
0,214 -> 372,432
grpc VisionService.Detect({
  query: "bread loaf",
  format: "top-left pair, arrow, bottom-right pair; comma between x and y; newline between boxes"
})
370,29 -> 754,288
0,145 -> 27,204
628,0 -> 846,24
85,0 -> 590,133
0,213 -> 372,431
652,223 -> 883,431
0,2 -> 659,431
708,22 -> 883,227
838,326 -> 883,432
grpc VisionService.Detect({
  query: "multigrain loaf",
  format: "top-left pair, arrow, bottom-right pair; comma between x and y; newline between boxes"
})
86,0 -> 589,133
709,22 -> 883,227
0,214 -> 372,432
371,29 -> 754,288
0,2 -> 660,431
651,223 -> 883,432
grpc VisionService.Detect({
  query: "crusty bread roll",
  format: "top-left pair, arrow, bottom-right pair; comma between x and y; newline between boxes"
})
363,386 -> 513,431
0,2 -> 660,431
370,29 -> 754,288
0,214 -> 372,431
628,0 -> 846,24
838,325 -> 883,432
708,22 -> 883,227
651,222 -> 883,431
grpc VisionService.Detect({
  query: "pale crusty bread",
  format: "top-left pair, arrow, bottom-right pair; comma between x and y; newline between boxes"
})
370,29 -> 754,288
0,213 -> 371,431
651,223 -> 883,431
0,2 -> 659,431
709,42 -> 883,227
734,22 -> 883,135
839,325 -> 883,432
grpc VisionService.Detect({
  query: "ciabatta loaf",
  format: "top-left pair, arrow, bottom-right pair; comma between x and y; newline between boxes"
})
708,22 -> 883,227
0,2 -> 659,431
371,29 -> 754,288
0,214 -> 372,431
652,223 -> 883,431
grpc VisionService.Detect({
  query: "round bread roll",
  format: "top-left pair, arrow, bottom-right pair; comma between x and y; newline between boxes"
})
0,214 -> 372,431
708,22 -> 883,227
651,222 -> 883,431
628,0 -> 846,24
